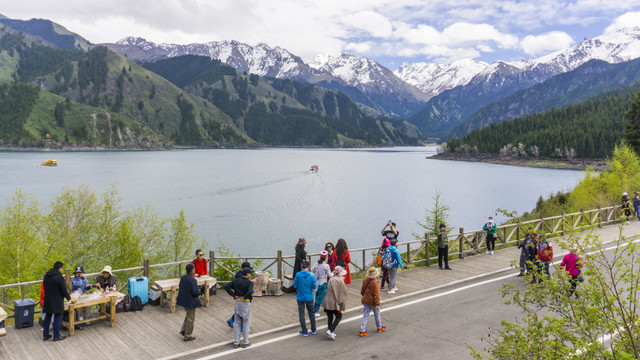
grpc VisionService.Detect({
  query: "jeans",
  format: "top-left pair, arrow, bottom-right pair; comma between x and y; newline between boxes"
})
438,246 -> 449,268
43,312 -> 62,339
380,268 -> 389,288
360,304 -> 381,332
180,308 -> 196,338
388,267 -> 398,289
313,283 -> 327,313
325,309 -> 342,332
486,235 -> 495,251
234,300 -> 251,345
636,205 -> 640,220
297,300 -> 316,333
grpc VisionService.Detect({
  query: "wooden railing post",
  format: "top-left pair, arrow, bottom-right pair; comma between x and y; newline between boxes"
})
20,285 -> 25,300
597,205 -> 602,228
362,249 -> 366,271
406,243 -> 411,265
561,211 -> 566,235
425,233 -> 430,266
540,213 -> 544,233
143,259 -> 149,279
209,250 -> 215,277
459,228 -> 464,259
65,268 -> 71,292
277,250 -> 283,281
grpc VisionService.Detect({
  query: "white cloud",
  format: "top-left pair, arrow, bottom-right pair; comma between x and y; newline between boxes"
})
521,31 -> 574,56
605,11 -> 640,33
342,11 -> 393,38
345,41 -> 376,54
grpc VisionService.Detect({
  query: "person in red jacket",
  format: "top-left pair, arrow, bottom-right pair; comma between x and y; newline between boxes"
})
536,235 -> 553,283
191,249 -> 208,277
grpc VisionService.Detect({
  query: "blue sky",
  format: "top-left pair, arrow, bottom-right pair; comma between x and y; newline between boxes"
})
3,0 -> 640,69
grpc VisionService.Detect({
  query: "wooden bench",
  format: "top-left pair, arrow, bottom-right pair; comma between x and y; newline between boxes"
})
63,293 -> 124,336
0,306 -> 6,337
154,276 -> 216,313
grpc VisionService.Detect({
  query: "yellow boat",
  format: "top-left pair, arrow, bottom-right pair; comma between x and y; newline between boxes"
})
41,160 -> 58,167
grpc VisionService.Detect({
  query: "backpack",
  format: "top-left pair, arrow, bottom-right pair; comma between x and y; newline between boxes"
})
121,293 -> 132,312
375,247 -> 385,266
382,248 -> 396,269
131,295 -> 144,312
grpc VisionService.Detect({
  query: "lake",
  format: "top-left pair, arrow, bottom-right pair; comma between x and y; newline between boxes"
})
0,147 -> 584,256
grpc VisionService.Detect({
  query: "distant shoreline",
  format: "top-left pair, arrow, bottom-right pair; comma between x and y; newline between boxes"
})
429,153 -> 609,171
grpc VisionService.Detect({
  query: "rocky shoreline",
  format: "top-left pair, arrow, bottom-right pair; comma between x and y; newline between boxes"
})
429,153 -> 609,171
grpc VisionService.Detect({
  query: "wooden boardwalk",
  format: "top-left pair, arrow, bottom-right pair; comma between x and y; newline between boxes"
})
1,222 -> 638,360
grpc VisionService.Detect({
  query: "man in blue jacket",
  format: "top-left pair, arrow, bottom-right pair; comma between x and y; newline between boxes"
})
294,260 -> 317,336
177,263 -> 201,342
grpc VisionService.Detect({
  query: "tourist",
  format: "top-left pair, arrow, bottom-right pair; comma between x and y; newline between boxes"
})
525,233 -> 539,284
224,267 -> 255,348
191,249 -> 207,277
381,221 -> 399,243
94,265 -> 117,290
70,266 -> 91,330
176,263 -> 200,342
335,238 -> 352,284
437,224 -> 452,270
633,191 -> 640,220
42,261 -> 70,342
294,260 -> 317,336
385,238 -> 403,294
536,235 -> 553,283
517,232 -> 534,276
483,216 -> 497,255
358,267 -> 385,337
322,266 -> 348,340
377,238 -> 391,290
293,237 -> 307,277
311,251 -> 332,317
622,192 -> 632,219
226,261 -> 251,328
560,249 -> 583,298
325,242 -> 337,271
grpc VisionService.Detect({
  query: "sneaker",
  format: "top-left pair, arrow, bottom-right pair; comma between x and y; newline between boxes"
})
445,267 -> 452,270
233,343 -> 241,348
377,327 -> 387,333
330,331 -> 336,340
43,335 -> 52,341
491,251 -> 494,255
387,289 -> 396,294
241,342 -> 251,348
327,329 -> 332,339
226,318 -> 234,328
485,251 -> 491,255
315,313 -> 320,318
53,336 -> 67,342
311,330 -> 317,335
392,287 -> 398,291
180,330 -> 185,336
380,286 -> 385,290
300,330 -> 308,336
183,336 -> 196,342
358,331 -> 368,337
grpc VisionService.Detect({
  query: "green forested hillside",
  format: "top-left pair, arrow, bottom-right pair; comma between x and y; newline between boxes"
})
0,31 -> 251,147
144,55 -> 422,146
445,84 -> 640,159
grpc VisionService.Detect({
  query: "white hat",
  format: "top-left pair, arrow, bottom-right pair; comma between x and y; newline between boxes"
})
101,265 -> 112,275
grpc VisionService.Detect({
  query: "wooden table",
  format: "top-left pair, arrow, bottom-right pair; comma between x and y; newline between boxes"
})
0,306 -> 6,337
63,292 -> 124,336
154,276 -> 216,313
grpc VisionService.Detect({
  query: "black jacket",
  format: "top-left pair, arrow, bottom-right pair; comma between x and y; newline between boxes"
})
224,277 -> 254,301
42,268 -> 70,314
293,247 -> 307,276
176,275 -> 201,309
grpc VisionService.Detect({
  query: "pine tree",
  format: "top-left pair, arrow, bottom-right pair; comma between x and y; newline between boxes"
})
624,91 -> 640,155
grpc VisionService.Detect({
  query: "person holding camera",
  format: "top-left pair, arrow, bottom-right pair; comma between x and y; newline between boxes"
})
381,221 -> 399,242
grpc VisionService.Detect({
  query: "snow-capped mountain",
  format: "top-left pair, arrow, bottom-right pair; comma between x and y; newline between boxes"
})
409,26 -> 640,138
394,59 -> 488,98
106,37 -> 428,117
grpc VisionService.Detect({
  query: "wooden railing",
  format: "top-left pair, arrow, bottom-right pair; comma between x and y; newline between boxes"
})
0,204 -> 624,319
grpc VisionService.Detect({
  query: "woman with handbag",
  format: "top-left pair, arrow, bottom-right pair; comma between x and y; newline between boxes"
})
560,248 -> 583,298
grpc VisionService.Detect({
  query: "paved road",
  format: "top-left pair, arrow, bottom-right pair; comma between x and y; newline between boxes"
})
191,271 -> 524,360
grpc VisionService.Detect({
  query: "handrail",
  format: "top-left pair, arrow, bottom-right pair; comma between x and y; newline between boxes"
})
0,203 -> 624,318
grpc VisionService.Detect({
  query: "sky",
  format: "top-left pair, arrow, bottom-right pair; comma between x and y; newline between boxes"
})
2,0 -> 640,70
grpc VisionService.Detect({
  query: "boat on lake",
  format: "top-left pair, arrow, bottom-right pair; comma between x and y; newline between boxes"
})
309,164 -> 318,172
41,160 -> 58,167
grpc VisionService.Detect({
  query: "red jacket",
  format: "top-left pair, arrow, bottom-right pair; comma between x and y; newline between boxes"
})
192,258 -> 208,276
537,245 -> 553,262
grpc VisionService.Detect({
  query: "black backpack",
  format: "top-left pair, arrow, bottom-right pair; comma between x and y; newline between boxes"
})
131,295 -> 144,312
